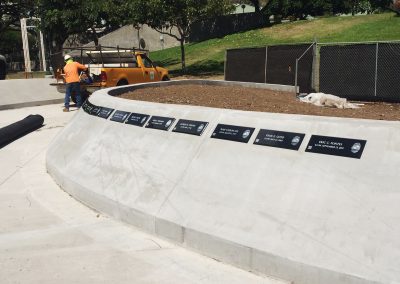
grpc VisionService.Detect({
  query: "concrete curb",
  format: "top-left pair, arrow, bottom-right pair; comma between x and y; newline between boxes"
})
107,79 -> 297,97
46,79 -> 399,284
0,99 -> 64,111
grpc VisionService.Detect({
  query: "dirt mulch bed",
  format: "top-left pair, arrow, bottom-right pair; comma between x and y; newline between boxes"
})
119,84 -> 400,121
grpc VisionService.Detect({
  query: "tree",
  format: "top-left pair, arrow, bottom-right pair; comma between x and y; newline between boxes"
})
248,0 -> 262,12
330,0 -> 347,14
37,0 -> 129,54
369,0 -> 392,11
128,0 -> 234,72
392,0 -> 400,14
347,0 -> 360,15
78,0 -> 130,46
0,1 -> 34,38
263,0 -> 390,18
263,0 -> 306,19
304,0 -> 333,16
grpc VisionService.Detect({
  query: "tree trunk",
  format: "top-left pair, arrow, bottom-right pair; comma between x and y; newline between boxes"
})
180,38 -> 186,73
351,0 -> 358,16
250,0 -> 261,12
49,40 -> 65,73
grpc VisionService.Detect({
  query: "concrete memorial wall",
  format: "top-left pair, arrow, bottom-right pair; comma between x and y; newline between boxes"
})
47,80 -> 400,284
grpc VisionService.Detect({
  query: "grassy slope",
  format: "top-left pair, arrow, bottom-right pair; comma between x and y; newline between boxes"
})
150,12 -> 400,75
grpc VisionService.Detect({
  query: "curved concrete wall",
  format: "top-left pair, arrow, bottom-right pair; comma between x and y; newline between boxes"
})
46,80 -> 400,284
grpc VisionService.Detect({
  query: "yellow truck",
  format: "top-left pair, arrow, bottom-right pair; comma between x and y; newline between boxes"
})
51,46 -> 169,102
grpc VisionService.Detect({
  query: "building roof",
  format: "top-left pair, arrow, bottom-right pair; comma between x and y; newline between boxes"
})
232,3 -> 256,14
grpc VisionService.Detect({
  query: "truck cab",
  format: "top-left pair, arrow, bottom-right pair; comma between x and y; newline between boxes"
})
85,50 -> 169,91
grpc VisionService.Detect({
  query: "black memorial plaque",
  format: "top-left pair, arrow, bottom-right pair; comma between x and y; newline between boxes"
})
90,105 -> 102,116
305,135 -> 367,159
110,110 -> 130,123
254,129 -> 305,150
125,113 -> 150,127
82,100 -> 94,114
97,107 -> 114,119
211,124 -> 255,143
145,116 -> 175,131
172,119 -> 208,136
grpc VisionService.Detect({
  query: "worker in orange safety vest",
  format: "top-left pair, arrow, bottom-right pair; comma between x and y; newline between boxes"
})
62,54 -> 87,112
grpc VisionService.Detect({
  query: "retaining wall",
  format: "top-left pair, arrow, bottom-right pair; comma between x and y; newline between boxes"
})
46,80 -> 400,284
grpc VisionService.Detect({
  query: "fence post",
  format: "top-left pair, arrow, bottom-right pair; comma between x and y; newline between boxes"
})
224,50 -> 227,81
264,46 -> 268,83
374,42 -> 379,97
312,42 -> 319,92
295,42 -> 315,95
295,58 -> 299,94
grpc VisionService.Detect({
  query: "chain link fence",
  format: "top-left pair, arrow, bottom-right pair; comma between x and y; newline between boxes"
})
319,43 -> 376,100
225,41 -> 400,102
267,44 -> 314,93
225,47 -> 267,83
376,42 -> 400,101
318,41 -> 400,102
225,43 -> 314,93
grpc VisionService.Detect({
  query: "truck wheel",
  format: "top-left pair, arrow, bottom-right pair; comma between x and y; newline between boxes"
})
162,76 -> 170,81
117,79 -> 128,86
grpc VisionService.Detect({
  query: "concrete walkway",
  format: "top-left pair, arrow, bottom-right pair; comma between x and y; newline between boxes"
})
0,79 -> 63,110
0,105 -> 285,284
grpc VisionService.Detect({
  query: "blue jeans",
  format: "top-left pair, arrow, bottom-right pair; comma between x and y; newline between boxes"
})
65,82 -> 82,108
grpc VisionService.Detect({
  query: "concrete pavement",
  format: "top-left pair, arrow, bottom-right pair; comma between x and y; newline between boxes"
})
0,104 -> 284,284
0,78 -> 63,111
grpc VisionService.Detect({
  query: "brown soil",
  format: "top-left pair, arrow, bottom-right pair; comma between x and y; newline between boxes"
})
119,84 -> 400,121
171,74 -> 224,81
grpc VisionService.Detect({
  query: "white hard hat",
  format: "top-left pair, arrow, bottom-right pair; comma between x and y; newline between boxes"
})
64,54 -> 72,61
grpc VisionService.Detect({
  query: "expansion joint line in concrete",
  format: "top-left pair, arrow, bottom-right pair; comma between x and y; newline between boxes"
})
0,147 -> 46,188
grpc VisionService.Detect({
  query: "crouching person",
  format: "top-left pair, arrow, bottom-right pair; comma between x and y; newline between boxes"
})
63,54 -> 87,112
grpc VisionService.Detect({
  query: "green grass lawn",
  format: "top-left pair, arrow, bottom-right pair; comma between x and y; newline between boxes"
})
151,12 -> 400,76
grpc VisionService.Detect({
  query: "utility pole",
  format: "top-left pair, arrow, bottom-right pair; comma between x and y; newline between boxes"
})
20,17 -> 47,78
20,18 -> 32,78
39,31 -> 47,71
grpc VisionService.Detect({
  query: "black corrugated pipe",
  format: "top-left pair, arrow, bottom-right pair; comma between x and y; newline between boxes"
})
0,115 -> 44,148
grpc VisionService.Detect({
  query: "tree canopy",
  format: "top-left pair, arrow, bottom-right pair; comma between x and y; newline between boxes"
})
245,0 -> 391,18
127,0 -> 234,71
37,0 -> 129,53
0,1 -> 34,38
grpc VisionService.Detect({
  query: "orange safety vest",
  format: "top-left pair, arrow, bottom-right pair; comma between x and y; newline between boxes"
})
63,61 -> 87,83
